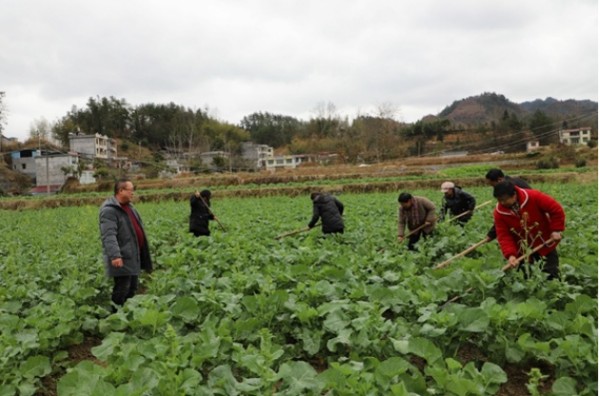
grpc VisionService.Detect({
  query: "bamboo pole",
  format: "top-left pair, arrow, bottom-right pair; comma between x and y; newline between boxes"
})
501,238 -> 554,272
198,193 -> 226,232
399,222 -> 431,243
275,226 -> 312,240
434,237 -> 489,269
446,200 -> 493,223
439,238 -> 557,309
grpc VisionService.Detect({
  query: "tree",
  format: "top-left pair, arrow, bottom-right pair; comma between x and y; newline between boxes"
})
29,117 -> 51,141
529,110 -> 557,145
239,112 -> 302,147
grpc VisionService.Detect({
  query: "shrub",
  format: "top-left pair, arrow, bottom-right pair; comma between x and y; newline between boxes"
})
536,157 -> 559,169
574,158 -> 587,168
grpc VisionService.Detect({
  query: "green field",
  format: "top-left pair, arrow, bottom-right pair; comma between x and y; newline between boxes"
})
0,184 -> 597,395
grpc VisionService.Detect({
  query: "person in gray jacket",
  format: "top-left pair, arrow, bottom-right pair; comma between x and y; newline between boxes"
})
308,192 -> 344,234
99,178 -> 153,308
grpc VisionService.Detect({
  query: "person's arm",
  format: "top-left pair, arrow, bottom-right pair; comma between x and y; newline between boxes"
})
423,199 -> 437,225
486,223 -> 497,241
99,207 -> 122,267
398,207 -> 406,240
334,198 -> 344,216
308,203 -> 320,228
464,191 -> 476,211
439,199 -> 447,221
493,212 -> 519,259
535,190 -> 566,234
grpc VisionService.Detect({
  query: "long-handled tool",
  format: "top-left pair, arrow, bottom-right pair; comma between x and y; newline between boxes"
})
399,222 -> 431,243
446,200 -> 493,223
501,238 -> 555,272
275,223 -> 319,240
438,238 -> 557,309
198,193 -> 227,232
434,237 -> 489,269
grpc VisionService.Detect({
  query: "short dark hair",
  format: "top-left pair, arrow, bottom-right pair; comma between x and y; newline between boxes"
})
398,192 -> 413,203
493,180 -> 516,198
310,192 -> 321,200
485,168 -> 505,181
114,178 -> 132,195
200,189 -> 211,198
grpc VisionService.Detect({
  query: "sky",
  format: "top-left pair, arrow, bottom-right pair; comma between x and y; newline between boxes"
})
1,0 -> 598,142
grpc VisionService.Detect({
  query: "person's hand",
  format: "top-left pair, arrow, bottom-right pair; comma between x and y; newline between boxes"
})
507,255 -> 519,268
111,258 -> 123,268
397,236 -> 404,243
550,231 -> 562,242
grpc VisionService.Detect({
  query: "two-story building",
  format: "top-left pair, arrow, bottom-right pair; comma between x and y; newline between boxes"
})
558,127 -> 592,145
69,132 -> 117,159
242,142 -> 274,169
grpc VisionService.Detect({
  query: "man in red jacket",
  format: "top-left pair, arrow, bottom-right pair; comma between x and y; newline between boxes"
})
493,181 -> 565,280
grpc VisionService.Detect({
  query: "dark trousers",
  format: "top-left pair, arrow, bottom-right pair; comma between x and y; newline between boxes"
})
408,231 -> 432,251
521,249 -> 560,280
112,275 -> 139,306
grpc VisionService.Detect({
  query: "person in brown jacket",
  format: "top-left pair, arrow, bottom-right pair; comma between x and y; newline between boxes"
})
398,192 -> 437,250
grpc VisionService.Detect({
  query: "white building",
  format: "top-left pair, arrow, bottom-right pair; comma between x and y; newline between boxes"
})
242,142 -> 274,169
526,140 -> 540,153
69,132 -> 117,159
262,155 -> 304,170
558,127 -> 592,145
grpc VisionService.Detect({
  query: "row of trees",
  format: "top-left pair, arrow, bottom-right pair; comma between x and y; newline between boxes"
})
2,93 -> 593,165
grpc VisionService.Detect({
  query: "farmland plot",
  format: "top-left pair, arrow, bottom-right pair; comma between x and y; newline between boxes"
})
0,184 -> 597,395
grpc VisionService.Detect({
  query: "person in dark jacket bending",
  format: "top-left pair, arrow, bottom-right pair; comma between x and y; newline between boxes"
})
99,178 -> 153,308
308,192 -> 344,234
440,181 -> 476,225
189,189 -> 215,237
485,168 -> 531,189
485,169 -> 532,241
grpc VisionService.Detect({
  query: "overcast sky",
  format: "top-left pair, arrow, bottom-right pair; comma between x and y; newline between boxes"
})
1,0 -> 597,142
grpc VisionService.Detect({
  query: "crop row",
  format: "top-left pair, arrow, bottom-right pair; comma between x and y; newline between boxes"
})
0,184 -> 597,395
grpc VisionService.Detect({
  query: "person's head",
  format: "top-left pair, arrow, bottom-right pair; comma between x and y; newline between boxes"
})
398,192 -> 413,210
310,192 -> 321,201
485,168 -> 505,186
114,178 -> 134,204
200,189 -> 211,199
441,181 -> 455,197
493,180 -> 517,207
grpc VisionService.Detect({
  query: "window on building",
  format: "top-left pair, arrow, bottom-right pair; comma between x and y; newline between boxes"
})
22,163 -> 26,170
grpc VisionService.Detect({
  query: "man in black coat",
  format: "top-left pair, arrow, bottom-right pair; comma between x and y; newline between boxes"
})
440,181 -> 476,225
308,192 -> 344,234
485,168 -> 531,189
189,189 -> 215,237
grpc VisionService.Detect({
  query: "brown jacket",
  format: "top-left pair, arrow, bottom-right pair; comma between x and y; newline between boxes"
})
398,196 -> 437,237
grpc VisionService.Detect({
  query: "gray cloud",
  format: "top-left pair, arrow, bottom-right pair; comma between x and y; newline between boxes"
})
1,0 -> 597,141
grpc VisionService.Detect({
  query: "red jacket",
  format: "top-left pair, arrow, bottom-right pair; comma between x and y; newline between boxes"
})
493,187 -> 565,258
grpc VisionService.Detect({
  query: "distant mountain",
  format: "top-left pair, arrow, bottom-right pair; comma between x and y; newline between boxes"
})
519,97 -> 598,117
435,92 -> 597,126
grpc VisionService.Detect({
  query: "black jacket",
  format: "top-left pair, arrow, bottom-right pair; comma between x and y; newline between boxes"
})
308,194 -> 344,233
189,195 -> 214,236
441,187 -> 476,223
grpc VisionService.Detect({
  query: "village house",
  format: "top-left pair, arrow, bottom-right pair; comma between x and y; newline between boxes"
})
242,142 -> 274,169
558,127 -> 592,145
32,151 -> 79,194
69,132 -> 117,160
